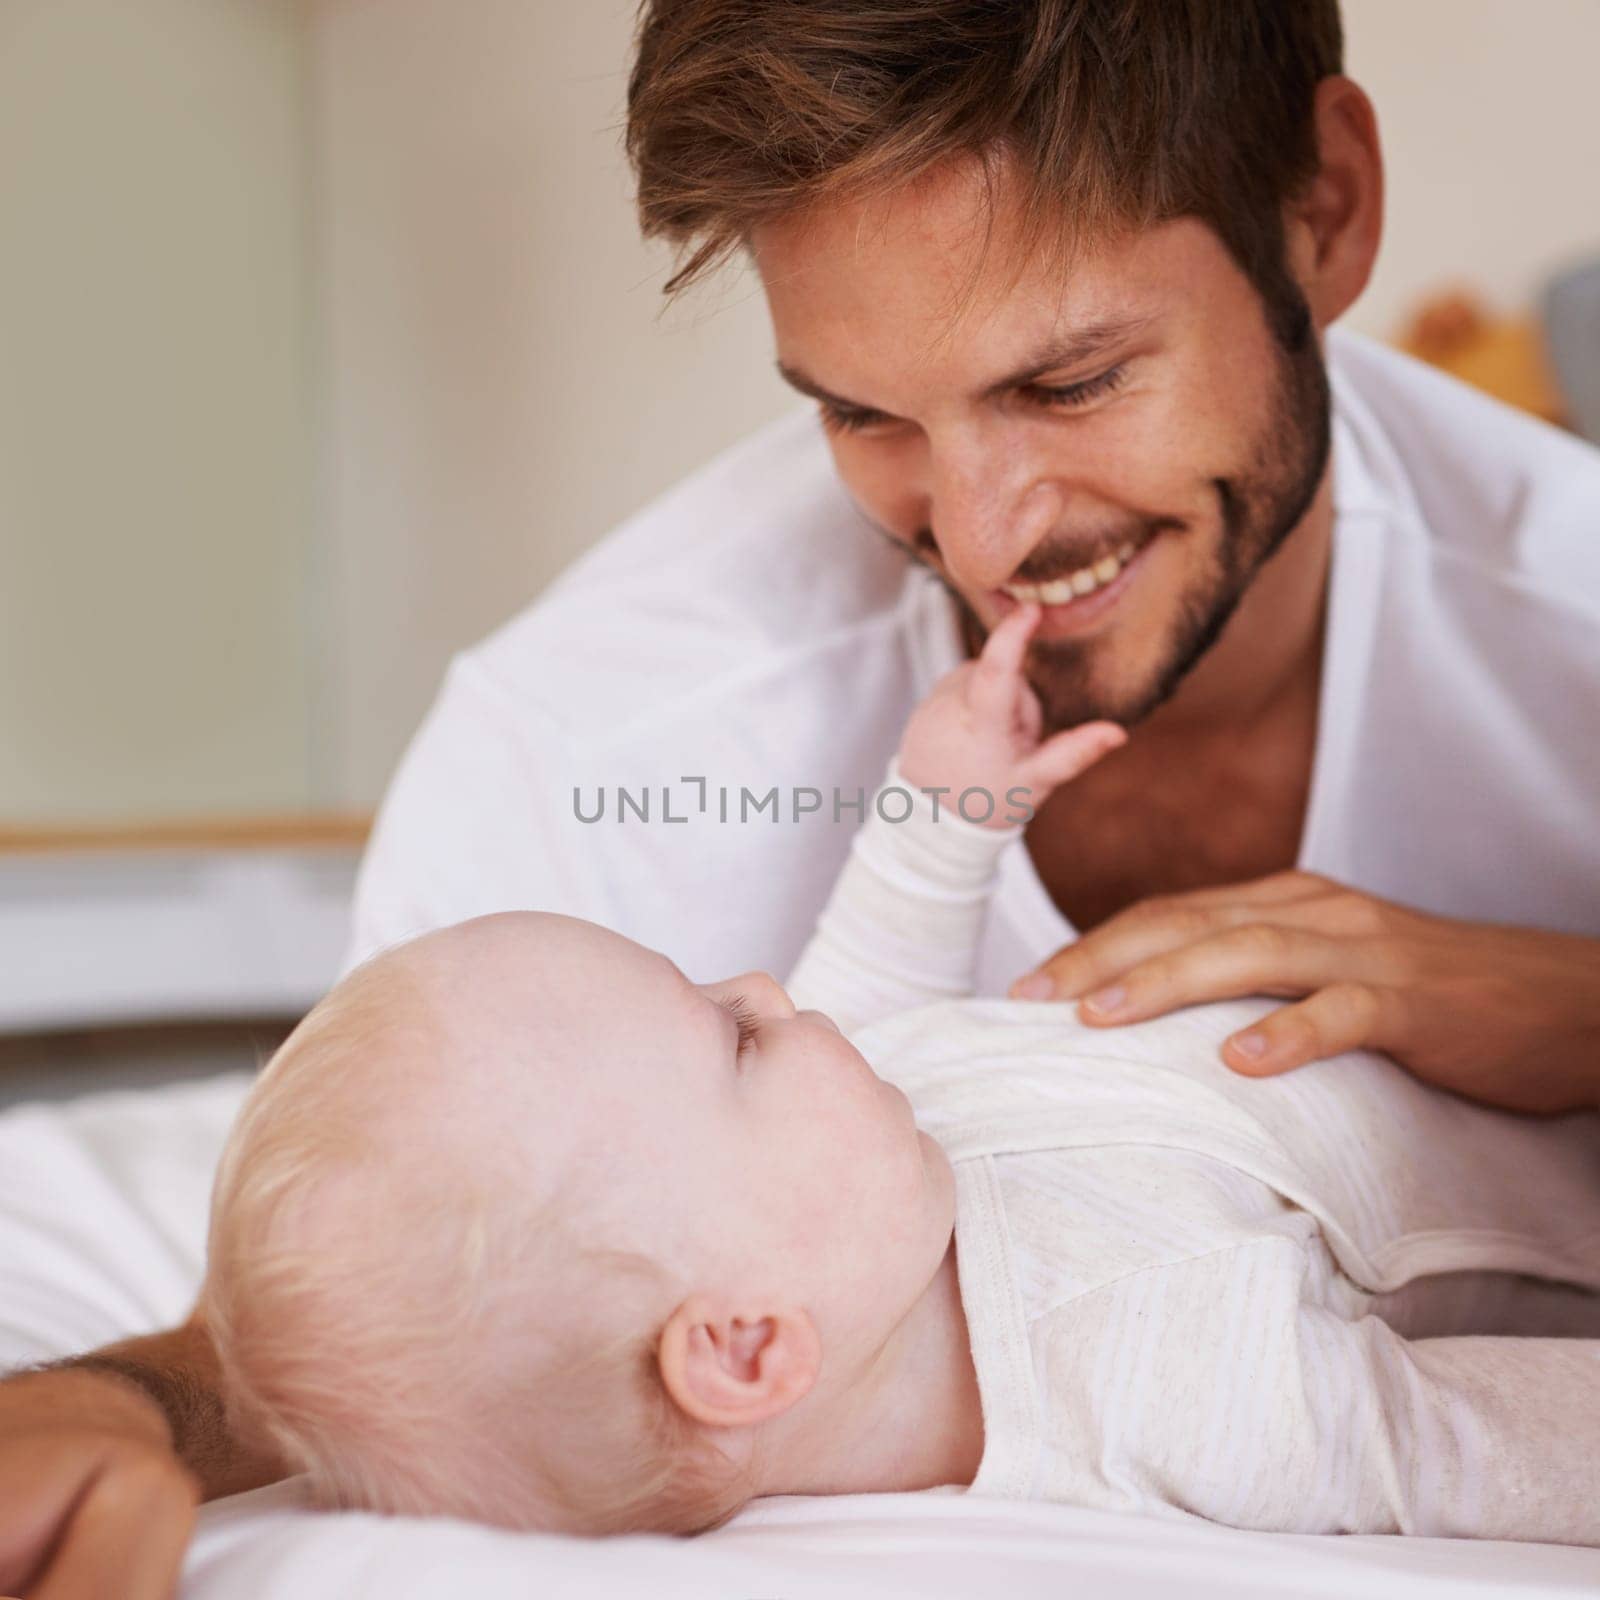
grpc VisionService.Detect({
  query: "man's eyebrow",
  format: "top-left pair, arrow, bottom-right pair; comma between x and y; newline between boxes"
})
775,361 -> 858,411
775,313 -> 1153,416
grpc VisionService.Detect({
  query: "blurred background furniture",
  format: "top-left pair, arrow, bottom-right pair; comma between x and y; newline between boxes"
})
1544,258 -> 1600,444
1394,261 -> 1600,437
1395,289 -> 1568,424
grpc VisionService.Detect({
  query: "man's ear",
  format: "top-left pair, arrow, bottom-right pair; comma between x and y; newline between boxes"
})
656,1294 -> 821,1429
1285,74 -> 1385,329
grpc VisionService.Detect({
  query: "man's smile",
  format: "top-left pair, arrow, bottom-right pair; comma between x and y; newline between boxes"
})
1003,535 -> 1142,604
976,522 -> 1169,641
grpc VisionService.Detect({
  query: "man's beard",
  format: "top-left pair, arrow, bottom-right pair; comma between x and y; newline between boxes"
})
946,304 -> 1332,733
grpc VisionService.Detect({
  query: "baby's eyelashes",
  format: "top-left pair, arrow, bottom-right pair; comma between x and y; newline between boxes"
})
715,991 -> 761,1058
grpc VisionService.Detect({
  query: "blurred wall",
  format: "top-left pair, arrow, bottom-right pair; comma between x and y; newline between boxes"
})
0,0 -> 315,824
1343,0 -> 1600,336
308,0 -> 794,806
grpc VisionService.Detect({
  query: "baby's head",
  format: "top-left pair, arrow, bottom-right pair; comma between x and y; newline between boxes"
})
202,912 -> 954,1534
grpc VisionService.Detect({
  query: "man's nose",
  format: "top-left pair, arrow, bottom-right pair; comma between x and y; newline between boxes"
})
929,465 -> 1064,593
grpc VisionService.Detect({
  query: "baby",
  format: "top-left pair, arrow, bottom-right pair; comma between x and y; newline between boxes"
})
201,606 -> 1600,1547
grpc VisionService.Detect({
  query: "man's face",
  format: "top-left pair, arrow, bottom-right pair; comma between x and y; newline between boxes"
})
754,159 -> 1331,730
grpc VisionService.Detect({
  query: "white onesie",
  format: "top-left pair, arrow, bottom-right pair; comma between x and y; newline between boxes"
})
787,773 -> 1600,1544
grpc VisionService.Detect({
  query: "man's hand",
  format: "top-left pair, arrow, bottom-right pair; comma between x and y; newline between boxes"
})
1010,870 -> 1600,1114
0,1313 -> 285,1599
0,1367 -> 197,1600
899,602 -> 1126,826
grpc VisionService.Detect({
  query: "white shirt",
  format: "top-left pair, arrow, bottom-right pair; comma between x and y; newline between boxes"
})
786,779 -> 1600,1544
346,330 -> 1600,980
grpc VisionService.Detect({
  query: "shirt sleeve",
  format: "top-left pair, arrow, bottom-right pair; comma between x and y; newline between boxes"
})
1041,1235 -> 1600,1544
785,761 -> 1018,1035
345,655 -> 606,973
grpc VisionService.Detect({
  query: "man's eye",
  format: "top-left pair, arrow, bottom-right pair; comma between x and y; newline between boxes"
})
820,367 -> 1128,435
818,402 -> 887,435
1028,365 -> 1129,410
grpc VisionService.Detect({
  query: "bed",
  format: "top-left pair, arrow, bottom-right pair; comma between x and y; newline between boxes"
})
5,1073 -> 1598,1598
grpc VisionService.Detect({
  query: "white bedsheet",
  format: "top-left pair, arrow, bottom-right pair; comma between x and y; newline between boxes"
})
3,1073 -> 1597,1599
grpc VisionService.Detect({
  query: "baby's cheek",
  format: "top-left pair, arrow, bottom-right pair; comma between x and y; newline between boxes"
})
784,1120 -> 873,1235
767,1173 -> 849,1267
835,1103 -> 916,1210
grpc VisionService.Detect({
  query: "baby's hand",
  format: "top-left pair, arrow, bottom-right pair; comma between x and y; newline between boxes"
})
897,603 -> 1126,827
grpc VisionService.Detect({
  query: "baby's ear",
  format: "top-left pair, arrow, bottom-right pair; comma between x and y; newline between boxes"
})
657,1294 -> 820,1429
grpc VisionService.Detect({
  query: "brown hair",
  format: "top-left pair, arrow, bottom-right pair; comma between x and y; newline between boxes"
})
626,0 -> 1343,343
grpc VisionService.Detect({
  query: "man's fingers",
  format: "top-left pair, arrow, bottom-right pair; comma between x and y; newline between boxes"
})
1010,878 -> 1368,1001
30,1448 -> 198,1600
1127,869 -> 1336,913
967,603 -> 1039,717
0,1434 -> 120,1594
1012,900 -> 1274,1001
0,1432 -> 198,1600
1220,982 -> 1396,1076
1014,722 -> 1126,795
1066,922 -> 1350,1024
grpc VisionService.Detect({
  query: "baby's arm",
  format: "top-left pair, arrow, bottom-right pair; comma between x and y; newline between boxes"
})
1050,1238 -> 1600,1543
786,605 -> 1123,1035
1327,1321 -> 1600,1543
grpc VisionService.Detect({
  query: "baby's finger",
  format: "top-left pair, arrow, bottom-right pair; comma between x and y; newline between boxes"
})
1014,721 -> 1126,795
968,604 -> 1040,717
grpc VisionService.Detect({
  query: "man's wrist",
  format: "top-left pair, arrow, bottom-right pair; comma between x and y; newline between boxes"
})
5,1359 -> 177,1450
5,1320 -> 285,1501
56,1350 -> 233,1465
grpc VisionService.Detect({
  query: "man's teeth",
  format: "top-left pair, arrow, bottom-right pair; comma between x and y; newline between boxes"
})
1004,541 -> 1140,605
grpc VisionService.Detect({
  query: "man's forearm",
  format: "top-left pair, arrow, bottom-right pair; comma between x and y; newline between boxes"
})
34,1313 -> 286,1500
